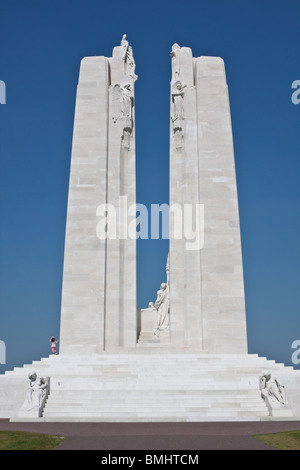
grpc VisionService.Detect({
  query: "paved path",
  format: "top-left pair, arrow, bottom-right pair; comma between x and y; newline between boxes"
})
1,420 -> 300,450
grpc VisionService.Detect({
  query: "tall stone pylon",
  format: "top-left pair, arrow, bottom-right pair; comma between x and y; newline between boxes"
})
105,35 -> 138,349
169,45 -> 248,353
59,36 -> 137,354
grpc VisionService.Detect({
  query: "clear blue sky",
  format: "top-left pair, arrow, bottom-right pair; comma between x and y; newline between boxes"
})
0,0 -> 300,372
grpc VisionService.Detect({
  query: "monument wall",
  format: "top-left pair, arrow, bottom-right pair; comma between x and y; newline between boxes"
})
59,56 -> 109,355
60,37 -> 137,354
105,38 -> 138,349
195,56 -> 248,353
169,46 -> 248,353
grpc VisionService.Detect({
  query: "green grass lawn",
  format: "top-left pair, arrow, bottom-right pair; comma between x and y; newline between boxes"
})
0,430 -> 66,450
254,430 -> 300,450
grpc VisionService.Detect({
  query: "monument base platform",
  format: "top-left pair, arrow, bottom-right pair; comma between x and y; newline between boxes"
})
1,350 -> 300,422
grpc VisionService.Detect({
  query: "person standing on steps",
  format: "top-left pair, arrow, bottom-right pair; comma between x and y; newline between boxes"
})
49,336 -> 58,355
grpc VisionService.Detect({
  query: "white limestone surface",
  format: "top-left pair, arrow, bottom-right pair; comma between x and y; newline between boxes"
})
195,56 -> 248,354
1,352 -> 300,422
60,37 -> 137,355
59,56 -> 109,355
169,46 -> 247,353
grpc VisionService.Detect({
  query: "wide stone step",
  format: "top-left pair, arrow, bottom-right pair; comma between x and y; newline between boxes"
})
46,395 -> 263,403
46,378 -> 260,385
45,401 -> 266,408
9,358 -> 281,365
42,410 -> 269,419
13,360 -> 281,366
43,409 -> 268,419
9,366 -> 288,373
44,403 -> 268,411
47,385 -> 261,392
36,415 -> 267,422
40,416 -> 263,422
7,362 -> 293,376
46,382 -> 259,389
47,388 -> 262,396
45,395 -> 266,404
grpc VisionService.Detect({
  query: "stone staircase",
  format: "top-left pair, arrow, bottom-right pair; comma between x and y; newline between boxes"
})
2,350 -> 300,422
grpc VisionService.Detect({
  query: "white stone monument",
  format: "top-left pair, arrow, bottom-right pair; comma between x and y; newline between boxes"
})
1,38 -> 300,423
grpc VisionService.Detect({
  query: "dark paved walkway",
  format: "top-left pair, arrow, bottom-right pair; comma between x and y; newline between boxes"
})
1,419 -> 300,450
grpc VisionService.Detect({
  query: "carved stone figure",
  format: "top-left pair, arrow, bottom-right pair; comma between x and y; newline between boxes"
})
154,282 -> 169,336
170,43 -> 181,80
26,372 -> 38,408
122,127 -> 132,150
171,81 -> 186,121
260,373 -> 287,406
110,83 -> 133,129
154,254 -> 170,337
120,83 -> 133,119
120,34 -> 137,81
174,126 -> 184,150
137,255 -> 170,344
18,371 -> 50,418
28,373 -> 49,409
166,253 -> 169,285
